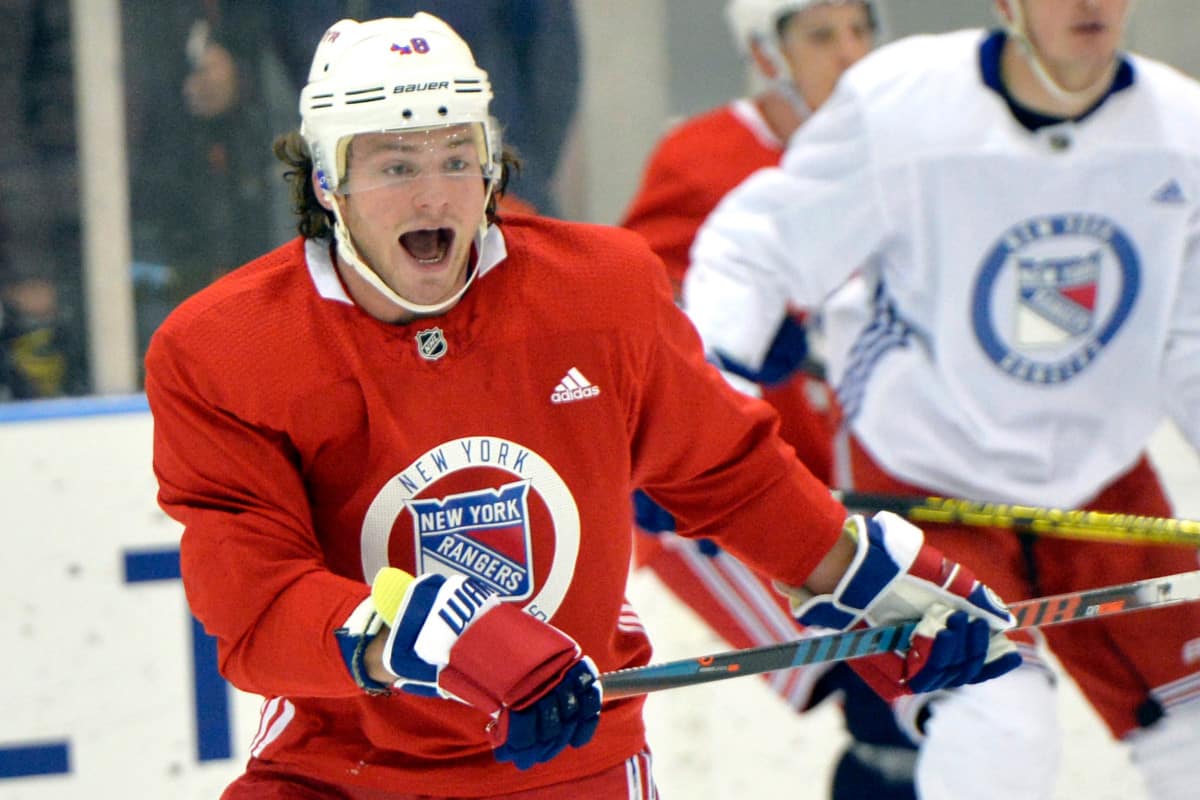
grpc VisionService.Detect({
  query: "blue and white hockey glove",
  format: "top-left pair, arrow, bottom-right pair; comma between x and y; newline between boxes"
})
633,490 -> 721,556
371,568 -> 602,770
711,314 -> 809,386
633,489 -> 676,533
789,512 -> 1021,694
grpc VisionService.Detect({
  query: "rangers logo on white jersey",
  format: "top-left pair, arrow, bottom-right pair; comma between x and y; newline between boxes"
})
972,213 -> 1141,384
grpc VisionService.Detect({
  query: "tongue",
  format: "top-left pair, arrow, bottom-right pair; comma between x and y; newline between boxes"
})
401,230 -> 442,261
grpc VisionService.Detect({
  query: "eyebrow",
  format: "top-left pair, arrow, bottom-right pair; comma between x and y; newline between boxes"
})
359,133 -> 474,156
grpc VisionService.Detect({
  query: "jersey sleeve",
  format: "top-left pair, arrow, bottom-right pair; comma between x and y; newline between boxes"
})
627,259 -> 847,588
1163,209 -> 1200,449
145,325 -> 369,700
621,132 -> 718,293
683,84 -> 891,371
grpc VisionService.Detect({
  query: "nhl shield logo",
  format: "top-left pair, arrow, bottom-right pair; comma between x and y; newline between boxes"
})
416,327 -> 447,361
407,480 -> 534,599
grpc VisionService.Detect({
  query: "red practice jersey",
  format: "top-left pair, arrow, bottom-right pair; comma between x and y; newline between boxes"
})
622,100 -> 781,291
145,215 -> 846,796
623,99 -> 839,483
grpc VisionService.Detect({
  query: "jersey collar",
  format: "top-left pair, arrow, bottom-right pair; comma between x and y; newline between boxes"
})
305,223 -> 509,307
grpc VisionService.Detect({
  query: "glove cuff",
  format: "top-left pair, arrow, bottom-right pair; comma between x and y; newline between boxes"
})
438,603 -> 581,714
334,596 -> 393,695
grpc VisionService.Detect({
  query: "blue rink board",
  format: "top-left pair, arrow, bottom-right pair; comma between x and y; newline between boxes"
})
0,394 -> 149,423
0,742 -> 70,778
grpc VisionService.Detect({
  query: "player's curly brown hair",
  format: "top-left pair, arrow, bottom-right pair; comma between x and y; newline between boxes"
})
272,130 -> 519,240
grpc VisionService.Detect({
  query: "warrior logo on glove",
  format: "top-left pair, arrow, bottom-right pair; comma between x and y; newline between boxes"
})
370,567 -> 603,770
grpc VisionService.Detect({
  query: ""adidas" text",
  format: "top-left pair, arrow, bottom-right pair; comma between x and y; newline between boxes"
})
551,385 -> 601,403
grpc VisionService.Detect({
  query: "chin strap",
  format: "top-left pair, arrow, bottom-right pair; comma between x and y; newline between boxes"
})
325,180 -> 497,318
1000,0 -> 1120,112
756,38 -> 813,123
774,77 -> 813,124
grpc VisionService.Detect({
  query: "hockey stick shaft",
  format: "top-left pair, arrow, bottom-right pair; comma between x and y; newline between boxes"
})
833,490 -> 1200,548
600,570 -> 1200,699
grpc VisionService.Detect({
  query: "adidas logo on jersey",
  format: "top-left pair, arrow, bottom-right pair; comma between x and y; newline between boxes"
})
1152,179 -> 1186,204
551,367 -> 601,404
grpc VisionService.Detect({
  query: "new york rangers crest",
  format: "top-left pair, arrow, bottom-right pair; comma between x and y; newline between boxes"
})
361,436 -> 582,622
1016,251 -> 1100,345
972,213 -> 1140,384
408,481 -> 534,599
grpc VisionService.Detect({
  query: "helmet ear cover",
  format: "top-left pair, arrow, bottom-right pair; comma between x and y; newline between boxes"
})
299,14 -> 500,197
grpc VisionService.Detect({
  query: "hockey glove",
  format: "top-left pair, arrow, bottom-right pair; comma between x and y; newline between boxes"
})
371,568 -> 602,769
789,512 -> 1021,694
711,314 -> 809,386
633,489 -> 676,534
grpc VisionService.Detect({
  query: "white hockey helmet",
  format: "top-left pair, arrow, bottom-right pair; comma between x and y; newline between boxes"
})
725,0 -> 875,63
299,13 -> 501,195
725,0 -> 876,115
297,14 -> 502,318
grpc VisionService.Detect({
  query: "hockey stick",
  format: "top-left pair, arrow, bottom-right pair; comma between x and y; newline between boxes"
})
600,569 -> 1200,700
832,490 -> 1200,548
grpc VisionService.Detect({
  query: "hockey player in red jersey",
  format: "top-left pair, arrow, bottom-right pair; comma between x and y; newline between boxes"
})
623,0 -> 872,484
145,13 -> 1018,799
622,3 -> 917,797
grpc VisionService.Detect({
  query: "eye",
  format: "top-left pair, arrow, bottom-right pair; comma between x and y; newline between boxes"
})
383,160 -> 417,177
444,156 -> 472,173
806,27 -> 835,45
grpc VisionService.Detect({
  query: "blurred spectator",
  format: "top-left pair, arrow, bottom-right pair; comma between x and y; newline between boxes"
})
0,0 -> 89,400
280,1 -> 581,217
123,1 -> 297,354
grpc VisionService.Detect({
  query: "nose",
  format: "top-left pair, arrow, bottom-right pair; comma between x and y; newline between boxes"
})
409,174 -> 452,213
838,32 -> 871,66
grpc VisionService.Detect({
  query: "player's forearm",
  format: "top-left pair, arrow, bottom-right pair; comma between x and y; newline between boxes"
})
363,627 -> 393,685
799,526 -> 856,594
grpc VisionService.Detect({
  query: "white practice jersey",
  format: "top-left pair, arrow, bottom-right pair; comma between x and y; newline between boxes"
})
685,29 -> 1200,508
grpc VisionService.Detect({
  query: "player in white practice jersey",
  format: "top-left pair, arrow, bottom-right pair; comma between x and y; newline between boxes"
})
685,1 -> 1200,799
621,3 -> 919,798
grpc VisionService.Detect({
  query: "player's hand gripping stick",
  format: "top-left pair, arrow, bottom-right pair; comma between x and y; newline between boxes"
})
789,511 -> 1022,693
370,567 -> 602,769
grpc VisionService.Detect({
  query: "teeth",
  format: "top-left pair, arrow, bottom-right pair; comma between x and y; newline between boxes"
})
400,228 -> 449,263
415,236 -> 448,264
415,236 -> 448,263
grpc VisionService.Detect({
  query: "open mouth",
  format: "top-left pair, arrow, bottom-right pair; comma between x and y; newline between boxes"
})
400,228 -> 453,265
